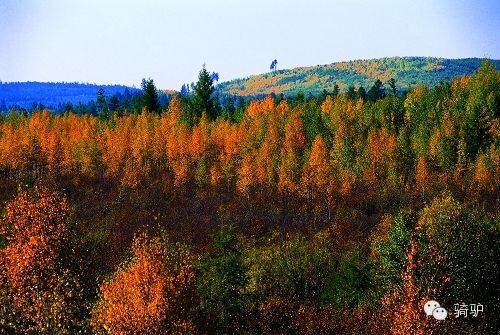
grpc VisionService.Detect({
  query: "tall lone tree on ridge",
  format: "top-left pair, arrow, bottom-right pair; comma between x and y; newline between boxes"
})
270,59 -> 278,72
192,64 -> 216,120
211,72 -> 219,83
142,78 -> 160,113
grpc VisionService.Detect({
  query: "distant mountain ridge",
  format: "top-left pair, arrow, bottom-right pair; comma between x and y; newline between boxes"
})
216,57 -> 500,96
0,82 -> 140,110
2,57 -> 499,111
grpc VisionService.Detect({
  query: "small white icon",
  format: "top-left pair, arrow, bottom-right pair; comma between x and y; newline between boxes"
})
424,300 -> 448,320
424,300 -> 440,316
432,307 -> 448,320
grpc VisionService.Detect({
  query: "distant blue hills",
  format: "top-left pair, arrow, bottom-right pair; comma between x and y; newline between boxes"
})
0,82 -> 141,110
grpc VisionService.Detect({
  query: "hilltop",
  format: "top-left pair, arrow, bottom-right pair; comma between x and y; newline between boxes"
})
216,57 -> 500,96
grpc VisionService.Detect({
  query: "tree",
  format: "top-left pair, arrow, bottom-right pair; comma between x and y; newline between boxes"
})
180,84 -> 189,96
142,78 -> 160,113
384,238 -> 432,335
356,86 -> 367,101
108,95 -> 119,113
270,59 -> 278,72
387,78 -> 397,95
237,150 -> 257,197
0,186 -> 83,334
301,135 -> 335,218
332,83 -> 340,97
248,234 -> 334,302
321,249 -> 372,310
416,194 -> 498,307
91,234 -> 197,334
367,79 -> 385,101
474,149 -> 496,193
278,112 -> 306,194
211,72 -> 219,83
366,127 -> 397,188
370,211 -> 415,297
346,86 -> 356,99
382,195 -> 498,335
222,94 -> 236,120
415,156 -> 430,193
197,224 -> 248,332
192,65 -> 216,120
96,88 -> 109,118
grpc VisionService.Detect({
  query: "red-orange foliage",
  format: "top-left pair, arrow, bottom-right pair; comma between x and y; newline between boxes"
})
301,135 -> 335,215
474,148 -> 498,193
167,125 -> 191,187
415,156 -> 430,193
384,239 -> 432,335
189,113 -> 209,160
0,186 -> 81,333
0,67 -> 497,334
278,112 -> 306,194
248,96 -> 275,118
91,234 -> 197,335
237,150 -> 257,196
366,128 -> 397,188
320,95 -> 334,114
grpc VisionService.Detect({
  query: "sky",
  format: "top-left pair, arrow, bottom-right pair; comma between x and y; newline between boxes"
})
1,0 -> 499,90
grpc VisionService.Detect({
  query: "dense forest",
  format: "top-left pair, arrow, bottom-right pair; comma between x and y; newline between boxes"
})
0,61 -> 498,334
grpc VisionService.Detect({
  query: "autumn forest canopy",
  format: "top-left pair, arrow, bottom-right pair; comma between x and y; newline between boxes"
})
0,61 -> 499,334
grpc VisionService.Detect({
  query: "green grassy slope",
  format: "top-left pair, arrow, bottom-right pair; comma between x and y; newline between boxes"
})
217,57 -> 500,96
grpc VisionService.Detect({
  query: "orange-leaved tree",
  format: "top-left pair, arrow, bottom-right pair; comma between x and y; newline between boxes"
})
91,233 -> 197,334
0,186 -> 83,334
278,111 -> 305,194
300,134 -> 335,219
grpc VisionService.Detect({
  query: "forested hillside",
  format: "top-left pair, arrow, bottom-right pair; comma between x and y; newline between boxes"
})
3,58 -> 499,114
218,57 -> 500,96
0,61 -> 498,334
0,82 -> 141,110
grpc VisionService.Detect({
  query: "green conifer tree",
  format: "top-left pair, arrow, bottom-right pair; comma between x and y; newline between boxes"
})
141,78 -> 160,113
192,65 -> 216,120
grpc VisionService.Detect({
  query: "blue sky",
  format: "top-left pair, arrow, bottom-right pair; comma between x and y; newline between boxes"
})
1,0 -> 499,89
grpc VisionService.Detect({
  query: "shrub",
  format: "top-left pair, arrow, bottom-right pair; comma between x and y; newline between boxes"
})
91,234 -> 196,334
